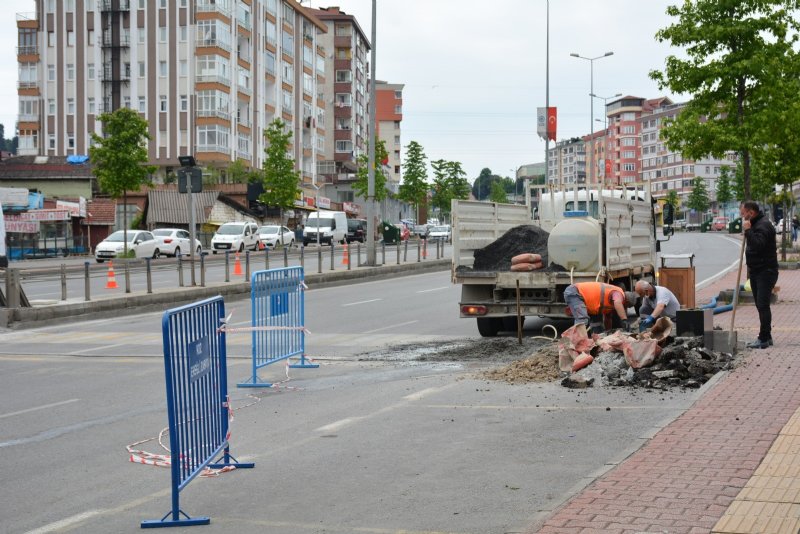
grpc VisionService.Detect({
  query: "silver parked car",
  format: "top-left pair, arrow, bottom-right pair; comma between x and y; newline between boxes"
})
427,225 -> 452,242
257,225 -> 295,249
152,228 -> 203,257
95,230 -> 159,263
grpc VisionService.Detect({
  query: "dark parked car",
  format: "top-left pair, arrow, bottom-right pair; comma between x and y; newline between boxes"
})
346,218 -> 367,243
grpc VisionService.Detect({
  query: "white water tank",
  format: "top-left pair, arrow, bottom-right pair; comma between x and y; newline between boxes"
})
547,211 -> 602,272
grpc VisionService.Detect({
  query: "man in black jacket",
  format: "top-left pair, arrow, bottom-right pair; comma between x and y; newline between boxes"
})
740,201 -> 779,349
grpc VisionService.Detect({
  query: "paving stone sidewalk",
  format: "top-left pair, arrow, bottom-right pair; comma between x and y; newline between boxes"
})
529,268 -> 800,534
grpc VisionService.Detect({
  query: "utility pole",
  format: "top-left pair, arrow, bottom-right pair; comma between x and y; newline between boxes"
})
365,0 -> 377,266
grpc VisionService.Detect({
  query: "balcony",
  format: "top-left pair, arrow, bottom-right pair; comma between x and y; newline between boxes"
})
236,149 -> 251,160
19,113 -> 39,122
196,109 -> 231,121
17,80 -> 38,89
196,143 -> 231,155
17,45 -> 37,56
102,32 -> 130,47
196,74 -> 231,86
100,0 -> 131,11
195,2 -> 230,17
102,66 -> 130,82
195,36 -> 231,53
237,115 -> 252,128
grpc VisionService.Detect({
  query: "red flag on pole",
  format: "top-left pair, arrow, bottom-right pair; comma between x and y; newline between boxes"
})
547,107 -> 557,141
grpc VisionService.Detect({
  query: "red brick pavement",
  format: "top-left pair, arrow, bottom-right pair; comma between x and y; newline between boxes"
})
529,268 -> 800,534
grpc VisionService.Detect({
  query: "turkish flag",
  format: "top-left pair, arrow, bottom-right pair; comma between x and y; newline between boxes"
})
547,107 -> 557,141
605,159 -> 612,176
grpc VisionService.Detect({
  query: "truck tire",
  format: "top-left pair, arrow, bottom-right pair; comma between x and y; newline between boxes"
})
477,317 -> 502,337
502,316 -> 522,332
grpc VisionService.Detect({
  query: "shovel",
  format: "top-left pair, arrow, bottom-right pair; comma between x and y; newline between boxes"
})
728,230 -> 746,349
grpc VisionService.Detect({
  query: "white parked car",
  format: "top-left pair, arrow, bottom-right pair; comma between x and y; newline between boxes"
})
427,225 -> 452,242
152,228 -> 203,257
211,222 -> 259,254
257,225 -> 295,249
95,230 -> 159,263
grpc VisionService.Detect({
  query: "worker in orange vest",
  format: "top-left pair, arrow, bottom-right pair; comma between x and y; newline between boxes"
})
563,282 -> 638,333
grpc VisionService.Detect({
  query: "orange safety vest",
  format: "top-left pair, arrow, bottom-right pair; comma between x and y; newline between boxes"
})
575,282 -> 623,316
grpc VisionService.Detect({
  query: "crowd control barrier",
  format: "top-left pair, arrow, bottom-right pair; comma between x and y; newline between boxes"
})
142,296 -> 254,528
238,267 -> 318,388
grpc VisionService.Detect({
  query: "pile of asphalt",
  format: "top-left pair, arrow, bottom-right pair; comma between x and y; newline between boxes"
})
454,224 -> 565,272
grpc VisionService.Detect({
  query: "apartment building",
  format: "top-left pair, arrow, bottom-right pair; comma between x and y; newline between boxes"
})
375,80 -> 403,190
547,137 -> 586,186
603,95 -> 656,185
16,0 -> 329,200
583,128 -> 608,185
306,5 -> 370,210
640,100 -> 736,203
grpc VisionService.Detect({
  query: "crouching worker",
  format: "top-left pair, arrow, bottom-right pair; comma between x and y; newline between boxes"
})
563,282 -> 638,333
634,280 -> 681,331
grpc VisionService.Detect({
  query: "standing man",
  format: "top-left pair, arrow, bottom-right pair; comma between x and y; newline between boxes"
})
563,282 -> 638,333
740,201 -> 779,349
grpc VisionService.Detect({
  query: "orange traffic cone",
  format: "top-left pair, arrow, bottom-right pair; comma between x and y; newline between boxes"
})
233,252 -> 243,276
105,260 -> 118,289
341,243 -> 349,266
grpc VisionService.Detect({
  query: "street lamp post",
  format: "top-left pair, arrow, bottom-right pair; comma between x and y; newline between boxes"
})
570,51 -> 613,185
590,92 -> 621,186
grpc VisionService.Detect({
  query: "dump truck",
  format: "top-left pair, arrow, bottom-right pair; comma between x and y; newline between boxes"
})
452,184 -> 661,336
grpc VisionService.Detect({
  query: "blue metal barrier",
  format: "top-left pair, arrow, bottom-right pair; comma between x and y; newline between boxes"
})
142,296 -> 254,528
238,267 -> 318,388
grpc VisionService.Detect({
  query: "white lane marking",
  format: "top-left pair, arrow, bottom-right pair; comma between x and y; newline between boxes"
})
67,342 -> 129,355
315,416 -> 367,433
416,286 -> 450,293
362,320 -> 418,335
403,387 -> 444,401
695,236 -> 744,290
24,510 -> 104,533
0,398 -> 80,420
341,298 -> 382,307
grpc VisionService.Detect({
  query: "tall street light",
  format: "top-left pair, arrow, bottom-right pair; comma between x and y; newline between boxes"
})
570,51 -> 613,185
591,92 -> 621,185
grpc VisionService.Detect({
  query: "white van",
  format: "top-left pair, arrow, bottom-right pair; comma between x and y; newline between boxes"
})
211,221 -> 259,254
303,211 -> 347,246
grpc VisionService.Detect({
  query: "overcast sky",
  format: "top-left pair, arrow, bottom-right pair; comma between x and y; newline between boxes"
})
0,0 -> 684,182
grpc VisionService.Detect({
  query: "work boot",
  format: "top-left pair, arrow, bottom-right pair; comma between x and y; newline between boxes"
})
746,339 -> 770,349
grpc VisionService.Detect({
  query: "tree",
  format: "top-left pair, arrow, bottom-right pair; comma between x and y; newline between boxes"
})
715,167 -> 733,205
664,190 -> 681,218
649,0 -> 800,200
471,168 -> 494,200
227,159 -> 253,184
353,138 -> 389,202
89,107 -> 156,259
259,118 -> 301,233
399,141 -> 429,219
488,181 -> 508,203
686,176 -> 710,214
430,159 -> 470,221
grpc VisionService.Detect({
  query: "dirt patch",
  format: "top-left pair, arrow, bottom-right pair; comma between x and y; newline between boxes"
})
482,344 -> 561,383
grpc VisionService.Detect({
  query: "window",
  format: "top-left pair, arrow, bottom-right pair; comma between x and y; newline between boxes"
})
48,134 -> 55,149
395,90 -> 402,99
266,0 -> 277,15
88,63 -> 95,80
265,19 -> 277,45
123,96 -> 131,108
138,0 -> 145,8
88,29 -> 95,46
48,64 -> 56,81
622,150 -> 636,159
179,60 -> 187,77
197,124 -> 230,149
335,93 -> 352,106
67,31 -> 75,46
394,105 -> 402,114
623,163 -> 636,171
138,28 -> 145,44
283,3 -> 294,25
48,32 -> 55,47
67,134 -> 75,150
622,138 -> 636,146
138,97 -> 146,112
139,61 -> 145,77
48,99 -> 55,115
282,90 -> 293,113
265,51 -> 276,76
335,70 -> 351,82
88,97 -> 95,114
303,72 -> 313,94
282,61 -> 293,81
335,140 -> 353,153
46,0 -> 55,12
159,26 -> 167,43
159,61 -> 167,77
160,96 -> 167,112
282,31 -> 294,56
180,95 -> 188,112
65,0 -> 74,9
124,63 -> 131,79
67,98 -> 75,115
622,125 -> 636,134
160,0 -> 166,7
180,26 -> 187,42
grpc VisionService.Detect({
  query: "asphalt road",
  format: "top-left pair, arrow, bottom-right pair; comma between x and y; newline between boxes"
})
0,232 -> 742,533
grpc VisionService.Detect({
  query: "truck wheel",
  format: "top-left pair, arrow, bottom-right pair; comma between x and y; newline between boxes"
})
502,316 -> 523,332
477,317 -> 502,337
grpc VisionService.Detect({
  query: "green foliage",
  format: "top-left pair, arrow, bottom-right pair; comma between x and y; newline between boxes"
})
227,159 -> 252,184
733,159 -> 775,202
472,168 -> 494,200
399,141 -> 429,213
686,176 -> 710,212
89,107 -> 156,199
258,119 -> 301,217
649,0 -> 800,200
715,168 -> 733,205
664,190 -> 680,210
130,211 -> 144,230
430,159 -> 470,218
353,137 -> 389,202
489,181 -> 508,203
